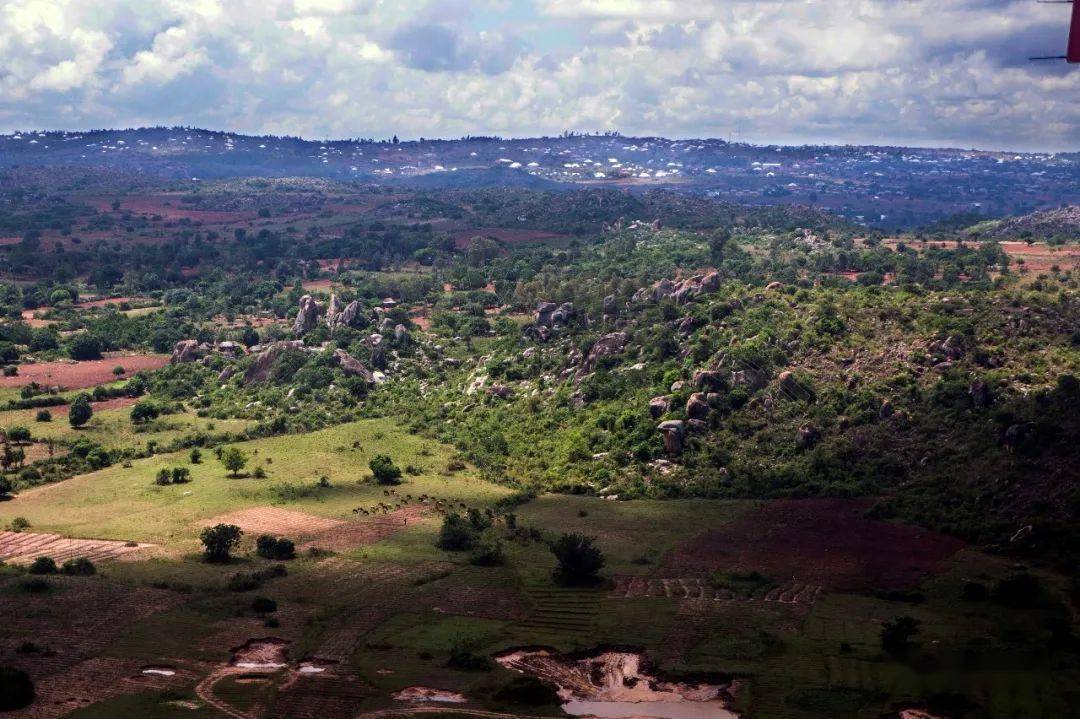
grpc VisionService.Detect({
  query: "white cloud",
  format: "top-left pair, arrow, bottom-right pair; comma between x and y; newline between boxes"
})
0,0 -> 1075,151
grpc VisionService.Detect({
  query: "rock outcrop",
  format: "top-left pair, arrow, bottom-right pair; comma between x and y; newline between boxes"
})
580,332 -> 629,374
292,295 -> 324,336
633,271 -> 720,306
170,339 -> 201,364
648,396 -> 671,419
244,340 -> 305,384
657,420 -> 685,454
535,301 -> 575,328
332,349 -> 374,383
686,392 -> 710,420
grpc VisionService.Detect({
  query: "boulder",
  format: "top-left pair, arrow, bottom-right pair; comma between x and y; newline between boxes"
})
687,418 -> 708,433
217,341 -> 244,357
693,370 -> 726,392
878,399 -> 894,419
170,339 -> 201,364
217,365 -> 236,383
486,384 -> 513,399
648,396 -> 671,419
580,332 -> 629,373
292,295 -> 324,336
325,294 -> 345,326
244,340 -> 305,384
686,392 -> 710,420
394,324 -> 411,344
777,370 -> 798,396
657,420 -> 685,454
602,294 -> 618,317
332,348 -> 374,383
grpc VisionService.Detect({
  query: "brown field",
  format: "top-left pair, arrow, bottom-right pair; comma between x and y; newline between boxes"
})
660,498 -> 965,592
0,530 -> 153,565
0,354 -> 169,390
452,228 -> 568,249
297,505 -> 428,552
201,507 -> 345,537
0,576 -> 185,719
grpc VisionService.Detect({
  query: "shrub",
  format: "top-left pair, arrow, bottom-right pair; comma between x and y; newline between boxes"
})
155,468 -> 172,485
201,523 -> 243,562
21,578 -> 50,594
369,454 -> 402,485
550,533 -> 605,586
61,557 -> 96,576
0,477 -> 12,499
68,393 -> 93,428
256,535 -> 296,560
189,448 -> 202,464
34,410 -> 51,422
0,666 -> 34,711
228,573 -> 261,592
437,513 -> 479,551
28,557 -> 57,575
469,531 -> 506,566
8,517 -> 29,531
6,426 -> 31,443
130,400 -> 161,424
992,574 -> 1042,608
171,467 -> 191,484
67,333 -> 102,361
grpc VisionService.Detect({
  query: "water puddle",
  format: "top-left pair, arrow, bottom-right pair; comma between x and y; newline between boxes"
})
298,663 -> 326,674
140,665 -> 176,677
494,647 -> 738,719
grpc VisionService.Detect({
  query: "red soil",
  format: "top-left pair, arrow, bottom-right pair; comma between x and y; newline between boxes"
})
661,498 -> 965,592
0,354 -> 169,390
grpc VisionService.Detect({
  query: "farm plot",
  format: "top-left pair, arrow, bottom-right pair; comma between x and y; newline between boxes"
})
611,575 -> 822,605
0,354 -> 169,391
661,499 -> 965,592
0,530 -> 151,565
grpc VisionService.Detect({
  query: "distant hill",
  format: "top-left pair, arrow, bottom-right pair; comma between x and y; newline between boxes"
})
965,205 -> 1080,241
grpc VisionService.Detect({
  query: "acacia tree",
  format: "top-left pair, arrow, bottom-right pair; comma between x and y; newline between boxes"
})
550,533 -> 605,586
68,394 -> 93,428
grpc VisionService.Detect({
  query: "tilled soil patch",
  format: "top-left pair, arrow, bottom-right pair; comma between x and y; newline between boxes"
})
0,531 -> 152,565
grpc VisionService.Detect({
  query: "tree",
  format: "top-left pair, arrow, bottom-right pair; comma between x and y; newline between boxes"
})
130,400 -> 160,424
369,454 -> 402,485
67,333 -> 103,361
0,666 -> 35,711
68,394 -> 93,428
0,476 -> 13,499
171,467 -> 191,484
201,524 -> 243,563
256,535 -> 296,560
709,227 -> 731,266
190,448 -> 202,464
219,447 -> 248,477
550,533 -> 605,586
61,557 -> 96,576
251,596 -> 277,615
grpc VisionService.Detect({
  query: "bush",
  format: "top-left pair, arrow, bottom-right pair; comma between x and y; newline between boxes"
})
34,409 -> 51,422
68,393 -> 93,428
437,513 -> 479,551
61,557 -> 96,576
8,517 -> 29,531
992,574 -> 1042,608
171,467 -> 191,484
0,666 -> 34,711
369,454 -> 402,485
155,468 -> 172,485
67,333 -> 103,361
0,477 -> 12,499
21,578 -> 50,594
6,426 -> 30,443
256,535 -> 296,560
130,400 -> 161,424
201,523 -> 243,563
28,557 -> 57,575
550,533 -> 605,586
189,448 -> 202,464
469,531 -> 506,566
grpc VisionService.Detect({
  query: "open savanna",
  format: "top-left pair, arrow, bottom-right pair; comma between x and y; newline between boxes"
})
0,419 -> 509,550
0,403 -> 253,453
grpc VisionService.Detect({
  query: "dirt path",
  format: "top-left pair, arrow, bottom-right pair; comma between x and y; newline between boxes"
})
193,667 -> 254,719
357,708 -> 551,719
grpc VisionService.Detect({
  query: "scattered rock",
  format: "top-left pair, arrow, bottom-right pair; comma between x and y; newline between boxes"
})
244,340 -> 305,384
332,349 -> 374,383
292,295 -> 324,336
686,393 -> 710,420
648,396 -> 671,418
657,420 -> 685,454
795,425 -> 821,450
580,332 -> 629,374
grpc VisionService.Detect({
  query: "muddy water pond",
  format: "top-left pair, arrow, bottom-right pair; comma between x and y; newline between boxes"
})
495,648 -> 739,719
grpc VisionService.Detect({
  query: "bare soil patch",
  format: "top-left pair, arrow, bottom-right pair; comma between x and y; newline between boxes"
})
0,354 -> 168,390
201,507 -> 345,538
298,505 -> 427,552
660,498 -> 964,592
0,530 -> 153,565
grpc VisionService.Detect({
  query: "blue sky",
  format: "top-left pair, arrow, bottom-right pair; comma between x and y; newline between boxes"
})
0,0 -> 1077,151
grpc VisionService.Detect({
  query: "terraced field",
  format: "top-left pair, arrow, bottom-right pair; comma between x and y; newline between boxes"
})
0,530 -> 151,565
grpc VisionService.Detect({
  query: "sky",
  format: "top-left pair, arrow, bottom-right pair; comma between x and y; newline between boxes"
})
0,0 -> 1077,151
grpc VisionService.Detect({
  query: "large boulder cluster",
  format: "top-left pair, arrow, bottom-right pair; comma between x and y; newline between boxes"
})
632,271 -> 720,305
